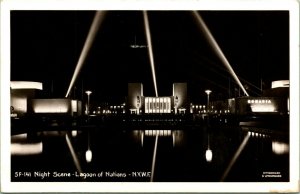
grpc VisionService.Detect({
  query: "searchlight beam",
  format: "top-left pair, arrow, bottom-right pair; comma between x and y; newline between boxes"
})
192,11 -> 249,96
65,11 -> 106,98
143,11 -> 158,97
220,132 -> 250,181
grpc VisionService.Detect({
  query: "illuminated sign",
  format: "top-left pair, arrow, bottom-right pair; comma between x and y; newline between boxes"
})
247,98 -> 276,112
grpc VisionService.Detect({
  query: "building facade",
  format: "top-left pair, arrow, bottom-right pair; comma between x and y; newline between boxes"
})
127,83 -> 188,114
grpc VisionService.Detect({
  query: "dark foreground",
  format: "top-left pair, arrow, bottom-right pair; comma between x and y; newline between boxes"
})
11,116 -> 289,182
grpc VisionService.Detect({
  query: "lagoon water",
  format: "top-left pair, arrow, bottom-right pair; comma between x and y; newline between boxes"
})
11,124 -> 289,182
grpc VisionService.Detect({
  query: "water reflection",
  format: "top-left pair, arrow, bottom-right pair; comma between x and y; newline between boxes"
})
132,130 -> 184,147
272,141 -> 289,155
85,149 -> 92,163
205,134 -> 212,162
11,126 -> 289,182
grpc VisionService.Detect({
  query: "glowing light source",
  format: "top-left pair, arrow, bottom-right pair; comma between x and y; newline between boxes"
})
192,11 -> 249,96
32,99 -> 70,113
85,149 -> 93,163
71,130 -> 78,137
85,90 -> 92,115
205,149 -> 213,162
10,81 -> 43,90
143,11 -> 158,97
205,90 -> 212,111
272,141 -> 289,155
250,104 -> 276,112
271,80 -> 289,88
145,130 -> 172,136
66,11 -> 106,97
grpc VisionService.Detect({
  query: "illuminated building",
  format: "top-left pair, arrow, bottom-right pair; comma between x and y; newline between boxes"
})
209,80 -> 289,115
10,81 -> 82,117
10,81 -> 43,116
31,99 -> 82,116
127,83 -> 188,114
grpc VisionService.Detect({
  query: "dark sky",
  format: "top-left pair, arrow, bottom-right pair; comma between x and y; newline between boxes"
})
10,10 -> 289,103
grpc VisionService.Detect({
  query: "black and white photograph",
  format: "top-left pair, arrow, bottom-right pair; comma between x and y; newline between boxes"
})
1,0 -> 299,192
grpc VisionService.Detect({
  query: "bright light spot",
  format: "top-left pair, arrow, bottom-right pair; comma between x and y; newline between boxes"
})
272,141 -> 289,155
251,104 -> 276,112
85,149 -> 93,163
145,130 -> 172,137
205,90 -> 212,95
10,81 -> 43,90
205,149 -> 213,162
11,142 -> 43,155
71,130 -> 77,137
33,99 -> 70,113
85,90 -> 92,95
271,80 -> 289,88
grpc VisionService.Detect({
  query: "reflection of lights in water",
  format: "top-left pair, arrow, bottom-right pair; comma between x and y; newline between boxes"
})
141,131 -> 144,147
205,149 -> 213,162
11,133 -> 43,155
248,131 -> 269,139
11,133 -> 27,142
85,150 -> 93,163
221,133 -> 250,181
11,142 -> 43,155
272,141 -> 289,155
172,131 -> 176,147
65,134 -> 83,173
71,130 -> 77,137
133,130 -> 184,147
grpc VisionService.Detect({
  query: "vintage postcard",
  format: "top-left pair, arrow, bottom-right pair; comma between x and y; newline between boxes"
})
1,0 -> 299,192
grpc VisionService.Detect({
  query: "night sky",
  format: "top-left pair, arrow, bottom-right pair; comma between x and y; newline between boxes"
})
10,10 -> 289,103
